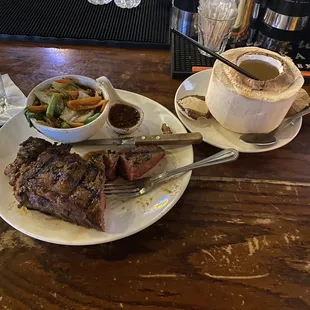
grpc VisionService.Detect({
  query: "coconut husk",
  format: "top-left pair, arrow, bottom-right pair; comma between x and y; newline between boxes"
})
287,89 -> 310,116
212,47 -> 304,103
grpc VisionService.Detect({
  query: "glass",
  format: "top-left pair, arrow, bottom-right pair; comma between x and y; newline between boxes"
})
114,0 -> 141,8
88,0 -> 113,4
198,12 -> 236,57
0,74 -> 8,115
88,0 -> 141,8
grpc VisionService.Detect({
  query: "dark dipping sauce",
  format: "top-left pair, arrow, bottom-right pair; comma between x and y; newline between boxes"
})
109,103 -> 140,129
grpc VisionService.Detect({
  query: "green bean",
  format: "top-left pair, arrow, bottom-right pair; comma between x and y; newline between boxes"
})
84,113 -> 100,124
46,94 -> 62,118
54,99 -> 65,115
61,121 -> 71,129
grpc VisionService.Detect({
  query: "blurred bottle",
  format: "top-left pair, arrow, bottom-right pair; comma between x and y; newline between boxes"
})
171,0 -> 199,38
227,0 -> 262,48
255,0 -> 310,54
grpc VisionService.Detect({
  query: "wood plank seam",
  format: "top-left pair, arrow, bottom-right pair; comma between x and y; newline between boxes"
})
191,176 -> 310,187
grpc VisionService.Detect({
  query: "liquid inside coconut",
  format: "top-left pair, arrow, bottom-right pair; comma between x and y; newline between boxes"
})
239,60 -> 279,81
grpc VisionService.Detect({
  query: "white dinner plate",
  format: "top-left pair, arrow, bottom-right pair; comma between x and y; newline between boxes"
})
175,69 -> 302,153
0,90 -> 193,245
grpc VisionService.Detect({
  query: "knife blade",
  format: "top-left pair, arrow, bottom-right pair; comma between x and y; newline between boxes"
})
73,132 -> 202,146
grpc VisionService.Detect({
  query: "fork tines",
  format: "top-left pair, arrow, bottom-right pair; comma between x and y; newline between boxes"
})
104,182 -> 140,196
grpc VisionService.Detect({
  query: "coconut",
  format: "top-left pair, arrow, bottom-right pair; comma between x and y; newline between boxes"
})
205,47 -> 304,133
287,89 -> 310,116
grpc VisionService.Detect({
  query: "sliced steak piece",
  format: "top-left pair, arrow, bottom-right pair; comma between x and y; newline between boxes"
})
84,150 -> 119,181
4,137 -> 51,186
105,150 -> 120,180
119,145 -> 165,181
8,139 -> 106,231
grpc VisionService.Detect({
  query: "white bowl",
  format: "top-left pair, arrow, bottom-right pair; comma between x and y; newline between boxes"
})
26,75 -> 111,143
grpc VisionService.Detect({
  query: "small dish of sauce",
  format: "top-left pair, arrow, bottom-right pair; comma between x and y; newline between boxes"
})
108,103 -> 144,134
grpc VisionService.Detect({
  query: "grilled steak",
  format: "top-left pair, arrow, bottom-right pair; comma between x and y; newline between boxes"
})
5,138 -> 106,231
4,137 -> 52,186
5,138 -> 167,229
118,145 -> 165,181
84,150 -> 119,181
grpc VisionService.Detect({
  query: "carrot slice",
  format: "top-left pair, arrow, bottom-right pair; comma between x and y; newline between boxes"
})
68,122 -> 84,127
67,100 -> 105,111
55,79 -> 75,84
44,89 -> 58,94
100,100 -> 109,112
67,90 -> 79,97
28,105 -> 48,112
68,96 -> 102,106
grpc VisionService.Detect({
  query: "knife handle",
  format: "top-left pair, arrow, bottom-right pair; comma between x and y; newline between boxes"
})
135,133 -> 202,146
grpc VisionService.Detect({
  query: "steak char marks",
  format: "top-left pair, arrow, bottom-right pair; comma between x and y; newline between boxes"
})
5,138 -> 106,231
4,137 -> 52,186
5,138 -> 166,230
84,150 -> 119,181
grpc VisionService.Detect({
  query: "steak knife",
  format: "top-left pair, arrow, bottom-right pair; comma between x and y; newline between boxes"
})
74,132 -> 202,146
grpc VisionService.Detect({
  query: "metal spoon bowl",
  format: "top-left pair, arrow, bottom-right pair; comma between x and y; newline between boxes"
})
240,106 -> 310,146
240,133 -> 277,146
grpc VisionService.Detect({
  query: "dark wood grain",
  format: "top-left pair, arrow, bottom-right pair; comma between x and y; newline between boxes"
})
0,41 -> 310,310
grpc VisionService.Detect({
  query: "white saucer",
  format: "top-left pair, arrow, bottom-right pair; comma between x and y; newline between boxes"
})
174,69 -> 302,153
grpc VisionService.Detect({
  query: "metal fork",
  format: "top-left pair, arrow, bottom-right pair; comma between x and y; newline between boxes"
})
104,148 -> 239,198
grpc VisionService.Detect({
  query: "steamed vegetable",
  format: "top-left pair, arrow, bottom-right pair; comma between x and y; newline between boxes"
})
46,94 -> 62,118
66,100 -> 107,111
61,121 -> 71,129
25,78 -> 108,129
24,108 -> 44,127
100,100 -> 108,112
68,96 -> 102,106
68,122 -> 84,128
28,105 -> 48,113
33,90 -> 54,104
60,108 -> 94,123
85,113 -> 100,124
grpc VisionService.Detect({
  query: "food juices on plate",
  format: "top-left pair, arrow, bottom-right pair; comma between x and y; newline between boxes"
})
205,46 -> 304,134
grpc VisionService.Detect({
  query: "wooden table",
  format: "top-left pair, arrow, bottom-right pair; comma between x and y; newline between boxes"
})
1,42 -> 310,310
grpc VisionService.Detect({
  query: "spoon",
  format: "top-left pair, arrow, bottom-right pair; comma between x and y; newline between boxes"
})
240,106 -> 310,146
